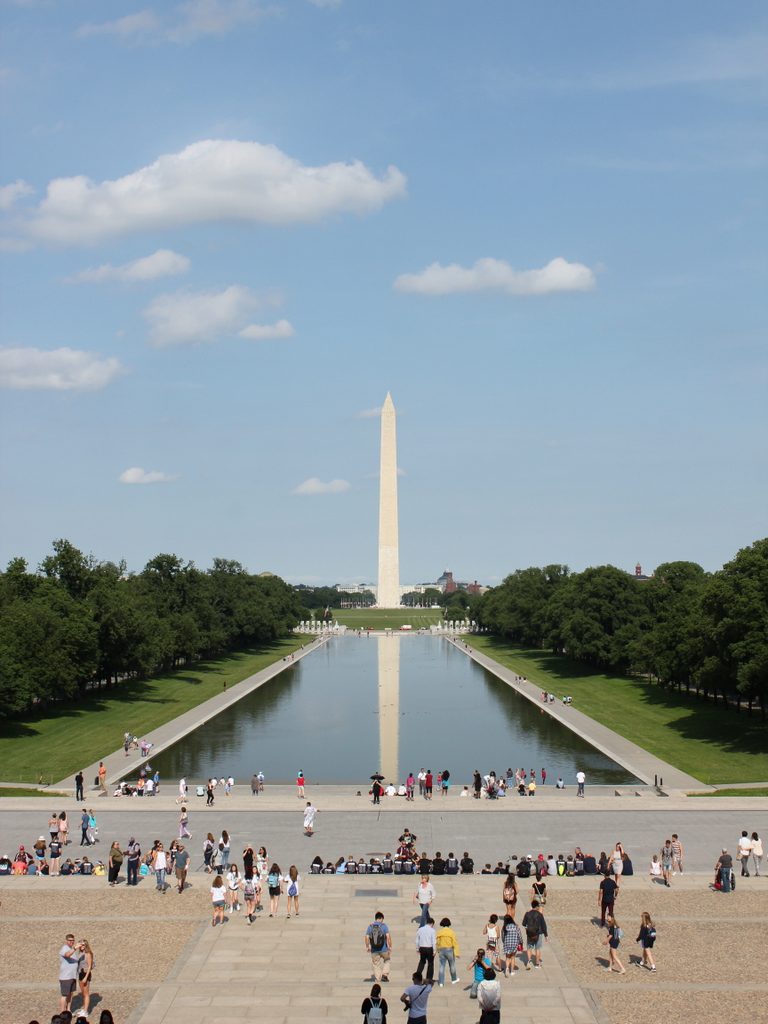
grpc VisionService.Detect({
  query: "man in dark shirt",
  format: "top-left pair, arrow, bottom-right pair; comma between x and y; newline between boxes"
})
75,771 -> 84,802
80,809 -> 90,846
716,849 -> 733,893
521,900 -> 548,969
598,872 -> 618,926
431,852 -> 446,875
460,852 -> 474,874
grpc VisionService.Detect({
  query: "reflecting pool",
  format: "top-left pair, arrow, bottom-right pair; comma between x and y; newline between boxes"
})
149,635 -> 638,784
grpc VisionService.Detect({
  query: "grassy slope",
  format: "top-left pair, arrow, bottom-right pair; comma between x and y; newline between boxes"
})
688,788 -> 768,797
468,636 -> 768,785
0,637 -> 305,784
334,609 -> 443,628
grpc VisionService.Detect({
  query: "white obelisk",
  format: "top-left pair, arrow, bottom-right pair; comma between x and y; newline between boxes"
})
377,392 -> 400,608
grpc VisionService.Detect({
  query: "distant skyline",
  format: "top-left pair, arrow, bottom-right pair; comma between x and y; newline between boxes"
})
1,2 -> 766,584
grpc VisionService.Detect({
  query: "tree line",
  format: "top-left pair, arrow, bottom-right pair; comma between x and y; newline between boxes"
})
0,540 -> 303,716
475,538 -> 768,717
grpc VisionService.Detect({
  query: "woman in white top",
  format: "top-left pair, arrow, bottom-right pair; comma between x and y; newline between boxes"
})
751,832 -> 763,876
226,864 -> 242,911
611,843 -> 625,885
256,846 -> 268,880
152,843 -> 168,892
219,830 -> 231,868
284,864 -> 301,917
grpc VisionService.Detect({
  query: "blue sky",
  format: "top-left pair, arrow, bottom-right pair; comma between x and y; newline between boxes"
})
1,1 -> 766,586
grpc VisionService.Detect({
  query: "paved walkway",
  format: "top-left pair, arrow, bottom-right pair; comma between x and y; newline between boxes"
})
54,636 -> 332,793
449,637 -> 708,790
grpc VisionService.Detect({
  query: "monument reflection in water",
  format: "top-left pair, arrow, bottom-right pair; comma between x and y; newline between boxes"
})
149,635 -> 638,785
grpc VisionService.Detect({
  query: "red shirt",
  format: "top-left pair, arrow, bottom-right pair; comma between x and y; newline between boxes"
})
425,773 -> 433,788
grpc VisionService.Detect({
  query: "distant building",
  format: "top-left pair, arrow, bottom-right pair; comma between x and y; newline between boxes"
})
632,563 -> 652,581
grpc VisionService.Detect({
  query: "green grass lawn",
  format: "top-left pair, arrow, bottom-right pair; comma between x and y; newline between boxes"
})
0,787 -> 69,798
467,636 -> 768,785
334,608 -> 443,629
0,637 -> 305,785
688,788 -> 768,797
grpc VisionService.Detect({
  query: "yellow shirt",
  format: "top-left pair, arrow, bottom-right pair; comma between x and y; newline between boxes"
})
436,926 -> 460,954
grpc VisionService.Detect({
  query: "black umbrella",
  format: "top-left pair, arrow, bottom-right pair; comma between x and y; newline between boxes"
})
370,773 -> 384,781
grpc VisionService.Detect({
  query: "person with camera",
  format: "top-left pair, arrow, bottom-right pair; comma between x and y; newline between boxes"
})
400,972 -> 433,1024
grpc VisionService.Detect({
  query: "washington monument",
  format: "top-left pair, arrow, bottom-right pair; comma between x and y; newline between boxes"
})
377,392 -> 400,607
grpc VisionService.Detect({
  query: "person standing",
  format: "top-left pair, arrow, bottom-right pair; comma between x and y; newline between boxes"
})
98,762 -> 107,795
219,830 -> 231,868
417,769 -> 426,799
49,835 -> 62,877
77,939 -> 94,1017
635,912 -> 656,971
406,773 -> 415,801
602,912 -> 626,973
206,779 -> 215,806
737,831 -> 753,876
436,916 -> 460,986
670,833 -> 684,874
400,973 -> 433,1024
152,842 -> 168,893
477,967 -> 501,1024
296,771 -> 305,798
365,911 -> 392,983
58,933 -> 82,1015
175,843 -> 190,893
751,832 -> 763,876
473,770 -> 482,799
598,871 -> 618,926
611,843 -> 625,885
424,770 -> 433,800
211,875 -> 226,926
126,838 -> 141,886
521,899 -> 548,969
716,848 -> 733,892
303,802 -> 317,836
75,771 -> 84,802
660,840 -> 673,887
414,875 -> 435,927
250,773 -> 259,796
176,777 -> 187,804
285,865 -> 301,917
361,982 -> 388,1024
415,916 -> 436,981
107,841 -> 123,886
576,770 -> 585,798
267,863 -> 283,916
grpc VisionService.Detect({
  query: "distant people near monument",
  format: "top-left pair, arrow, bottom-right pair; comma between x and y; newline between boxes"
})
296,771 -> 305,798
576,770 -> 586,797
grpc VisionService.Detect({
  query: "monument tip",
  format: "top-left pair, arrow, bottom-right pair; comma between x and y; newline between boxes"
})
383,392 -> 395,411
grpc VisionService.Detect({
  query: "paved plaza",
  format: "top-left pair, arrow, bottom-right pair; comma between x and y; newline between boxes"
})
2,794 -> 767,1024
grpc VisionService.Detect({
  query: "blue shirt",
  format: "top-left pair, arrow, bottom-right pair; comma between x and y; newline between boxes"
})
403,982 -> 431,1018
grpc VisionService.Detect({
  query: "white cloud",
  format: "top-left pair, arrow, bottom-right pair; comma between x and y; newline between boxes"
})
292,477 -> 350,495
0,347 -> 125,391
119,466 -> 176,484
0,179 -> 34,211
143,284 -> 261,346
24,139 -> 406,244
238,319 -> 295,341
78,1 -> 267,44
66,249 -> 190,284
357,406 -> 382,419
394,256 -> 596,296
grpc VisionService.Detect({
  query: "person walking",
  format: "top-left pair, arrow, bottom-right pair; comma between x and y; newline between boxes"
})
267,863 -> 283,916
477,966 -> 501,1024
415,916 -> 436,982
751,832 -> 763,876
303,802 -> 317,836
175,843 -> 190,893
178,807 -> 192,840
521,899 -> 548,970
611,843 -> 625,885
126,837 -> 141,886
243,872 -> 260,924
602,912 -> 626,973
737,831 -> 753,876
414,875 -> 435,927
285,865 -> 301,917
576,770 -> 585,798
75,771 -> 84,802
361,982 -> 388,1024
365,911 -> 392,983
436,916 -> 460,986
77,939 -> 94,1017
152,841 -> 168,893
483,914 -> 501,969
58,933 -> 82,1015
176,777 -> 187,804
211,875 -> 226,926
79,809 -> 91,846
501,914 -> 522,976
219,830 -> 231,868
598,871 -> 618,926
635,912 -> 656,971
226,864 -> 242,913
400,973 -> 433,1024
660,840 -> 673,887
502,873 -> 518,916
107,841 -> 123,886
206,779 -> 215,806
670,833 -> 684,874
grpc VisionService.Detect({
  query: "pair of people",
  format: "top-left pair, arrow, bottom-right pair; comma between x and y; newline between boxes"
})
57,933 -> 94,1018
602,911 -> 656,973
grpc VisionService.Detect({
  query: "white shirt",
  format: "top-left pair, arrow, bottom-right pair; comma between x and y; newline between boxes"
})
576,772 -> 585,784
304,806 -> 317,827
284,874 -> 300,894
737,836 -> 753,856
